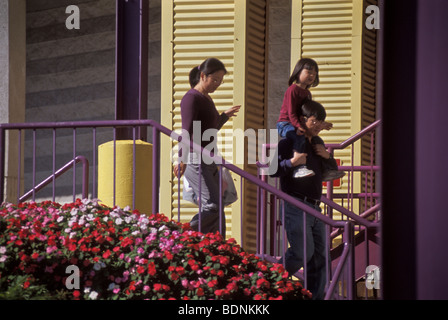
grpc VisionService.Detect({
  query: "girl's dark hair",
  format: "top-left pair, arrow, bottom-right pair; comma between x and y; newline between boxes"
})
189,58 -> 227,88
288,58 -> 320,87
301,99 -> 326,121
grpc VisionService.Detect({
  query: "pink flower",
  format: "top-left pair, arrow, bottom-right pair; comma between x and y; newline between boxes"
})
46,246 -> 57,254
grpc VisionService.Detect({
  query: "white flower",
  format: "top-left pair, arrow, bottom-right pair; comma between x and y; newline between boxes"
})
88,291 -> 99,300
124,216 -> 133,224
0,246 -> 7,254
115,217 -> 123,225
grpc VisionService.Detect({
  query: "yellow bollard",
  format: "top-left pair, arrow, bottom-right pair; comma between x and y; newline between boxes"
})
98,140 -> 152,215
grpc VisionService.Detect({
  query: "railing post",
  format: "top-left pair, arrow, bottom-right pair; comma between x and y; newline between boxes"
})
0,128 -> 4,203
344,221 -> 355,299
152,126 -> 160,214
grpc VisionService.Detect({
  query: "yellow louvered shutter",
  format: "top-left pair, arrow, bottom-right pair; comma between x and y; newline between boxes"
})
161,0 -> 267,249
292,0 -> 377,214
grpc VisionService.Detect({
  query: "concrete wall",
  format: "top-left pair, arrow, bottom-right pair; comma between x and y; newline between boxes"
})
24,0 -> 161,201
266,0 -> 291,133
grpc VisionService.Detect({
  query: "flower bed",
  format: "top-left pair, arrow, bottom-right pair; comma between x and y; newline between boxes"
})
0,199 -> 311,300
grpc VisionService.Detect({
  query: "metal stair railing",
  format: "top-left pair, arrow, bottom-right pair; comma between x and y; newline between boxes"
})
0,119 -> 376,299
257,120 -> 381,299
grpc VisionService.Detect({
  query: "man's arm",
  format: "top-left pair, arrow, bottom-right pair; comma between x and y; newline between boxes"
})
270,140 -> 307,177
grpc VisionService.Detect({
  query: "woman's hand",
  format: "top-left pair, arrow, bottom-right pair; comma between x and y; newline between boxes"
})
173,162 -> 187,178
224,105 -> 241,118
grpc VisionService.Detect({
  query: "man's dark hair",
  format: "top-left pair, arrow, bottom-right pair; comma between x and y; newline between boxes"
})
301,99 -> 326,121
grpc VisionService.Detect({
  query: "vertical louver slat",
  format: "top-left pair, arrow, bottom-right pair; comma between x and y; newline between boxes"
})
361,0 -> 378,208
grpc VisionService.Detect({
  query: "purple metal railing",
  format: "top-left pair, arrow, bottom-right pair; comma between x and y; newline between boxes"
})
0,119 -> 380,300
19,156 -> 89,203
257,120 -> 382,299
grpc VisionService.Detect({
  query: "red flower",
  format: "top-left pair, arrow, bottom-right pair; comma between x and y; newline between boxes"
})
226,282 -> 238,292
137,265 -> 145,274
153,284 -> 161,291
256,278 -> 270,289
147,262 -> 156,276
68,243 -> 77,252
196,287 -> 204,297
121,237 -> 133,247
164,251 -> 173,260
207,279 -> 218,288
102,250 -> 111,259
214,289 -> 229,297
175,266 -> 185,275
91,247 -> 100,254
73,290 -> 81,298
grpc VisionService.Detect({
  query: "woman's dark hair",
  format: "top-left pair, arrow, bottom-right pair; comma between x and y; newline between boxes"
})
288,58 -> 320,87
189,58 -> 227,88
301,99 -> 326,121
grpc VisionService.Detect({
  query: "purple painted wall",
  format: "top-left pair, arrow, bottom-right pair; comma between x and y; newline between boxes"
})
416,0 -> 448,300
382,0 -> 448,299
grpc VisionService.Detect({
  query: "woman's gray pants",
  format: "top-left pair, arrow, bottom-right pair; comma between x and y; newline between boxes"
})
184,153 -> 226,235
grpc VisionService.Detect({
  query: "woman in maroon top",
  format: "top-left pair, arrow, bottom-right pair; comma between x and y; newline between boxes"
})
174,58 -> 240,235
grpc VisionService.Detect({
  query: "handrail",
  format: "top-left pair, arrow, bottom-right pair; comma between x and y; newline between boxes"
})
19,156 -> 89,202
325,242 -> 350,300
325,119 -> 381,150
0,119 -> 343,227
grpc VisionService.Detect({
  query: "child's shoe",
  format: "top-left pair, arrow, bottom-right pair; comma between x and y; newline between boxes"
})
293,165 -> 315,178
